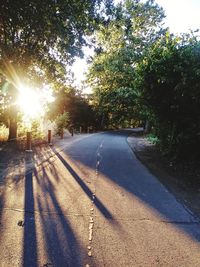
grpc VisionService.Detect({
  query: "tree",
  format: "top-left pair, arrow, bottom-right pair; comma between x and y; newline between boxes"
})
135,32 -> 200,157
47,87 -> 96,131
0,0 -> 113,139
87,0 -> 165,128
55,111 -> 70,135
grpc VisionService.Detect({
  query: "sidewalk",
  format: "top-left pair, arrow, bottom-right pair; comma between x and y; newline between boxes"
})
0,133 -> 90,187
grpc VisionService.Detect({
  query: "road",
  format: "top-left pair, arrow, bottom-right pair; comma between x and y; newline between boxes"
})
0,130 -> 200,267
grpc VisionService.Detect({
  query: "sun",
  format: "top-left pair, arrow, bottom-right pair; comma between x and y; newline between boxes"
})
17,87 -> 44,119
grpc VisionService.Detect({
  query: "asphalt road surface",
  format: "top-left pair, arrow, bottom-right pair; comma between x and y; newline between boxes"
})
0,130 -> 200,267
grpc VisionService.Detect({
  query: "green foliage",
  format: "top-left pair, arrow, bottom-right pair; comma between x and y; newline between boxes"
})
86,0 -> 200,159
135,32 -> 200,158
87,0 -> 165,128
93,86 -> 141,128
0,0 -> 113,66
31,120 -> 45,139
55,112 -> 70,135
17,120 -> 44,140
146,133 -> 159,145
0,0 -> 113,139
47,87 -> 96,130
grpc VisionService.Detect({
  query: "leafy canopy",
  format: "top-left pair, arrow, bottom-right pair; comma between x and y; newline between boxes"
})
87,0 -> 165,128
0,0 -> 113,138
135,32 -> 200,157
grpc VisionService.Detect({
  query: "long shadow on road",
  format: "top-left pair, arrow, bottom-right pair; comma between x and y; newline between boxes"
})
22,159 -> 83,266
36,166 -> 83,267
23,168 -> 38,267
55,152 -> 113,220
58,130 -> 200,243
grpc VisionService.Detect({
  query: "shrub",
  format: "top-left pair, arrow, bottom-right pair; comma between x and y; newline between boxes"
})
55,112 -> 70,135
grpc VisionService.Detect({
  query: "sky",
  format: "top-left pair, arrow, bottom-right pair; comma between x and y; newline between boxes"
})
72,0 -> 200,92
156,0 -> 200,33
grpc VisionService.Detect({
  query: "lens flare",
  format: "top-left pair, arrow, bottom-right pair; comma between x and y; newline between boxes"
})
17,87 -> 44,119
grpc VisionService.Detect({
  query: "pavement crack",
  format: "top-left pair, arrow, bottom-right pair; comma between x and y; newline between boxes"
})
110,217 -> 200,224
160,220 -> 200,225
0,207 -> 89,217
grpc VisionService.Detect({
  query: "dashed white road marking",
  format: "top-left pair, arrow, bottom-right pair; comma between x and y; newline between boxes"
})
86,139 -> 105,261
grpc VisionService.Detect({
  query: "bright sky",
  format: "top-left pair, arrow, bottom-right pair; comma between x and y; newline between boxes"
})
156,0 -> 200,33
71,46 -> 93,90
72,0 -> 200,92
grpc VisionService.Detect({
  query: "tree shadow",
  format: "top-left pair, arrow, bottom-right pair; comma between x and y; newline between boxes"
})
23,160 -> 38,267
22,158 -> 84,266
36,167 -> 83,266
58,130 -> 200,243
0,187 -> 5,240
55,151 -> 113,220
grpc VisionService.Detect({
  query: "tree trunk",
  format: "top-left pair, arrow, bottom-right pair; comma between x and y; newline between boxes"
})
144,120 -> 152,134
8,112 -> 17,140
7,84 -> 18,141
100,113 -> 105,130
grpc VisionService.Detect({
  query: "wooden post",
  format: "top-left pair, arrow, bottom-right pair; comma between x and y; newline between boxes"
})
60,128 -> 64,139
48,130 -> 52,145
26,132 -> 32,152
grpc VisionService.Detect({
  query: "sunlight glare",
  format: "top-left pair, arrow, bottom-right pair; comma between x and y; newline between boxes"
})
17,87 -> 44,119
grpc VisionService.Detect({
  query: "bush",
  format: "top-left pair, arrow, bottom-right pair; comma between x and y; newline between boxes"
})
136,34 -> 200,158
17,120 -> 44,139
147,133 -> 160,145
55,112 -> 70,135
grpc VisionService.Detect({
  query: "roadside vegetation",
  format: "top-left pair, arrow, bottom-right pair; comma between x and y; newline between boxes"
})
87,0 -> 200,159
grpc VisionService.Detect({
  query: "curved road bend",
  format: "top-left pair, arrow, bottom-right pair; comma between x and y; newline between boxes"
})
0,130 -> 200,267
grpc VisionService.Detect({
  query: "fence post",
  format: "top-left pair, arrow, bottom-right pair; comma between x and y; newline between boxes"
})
48,130 -> 52,145
60,128 -> 64,139
71,127 -> 74,137
26,132 -> 32,152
